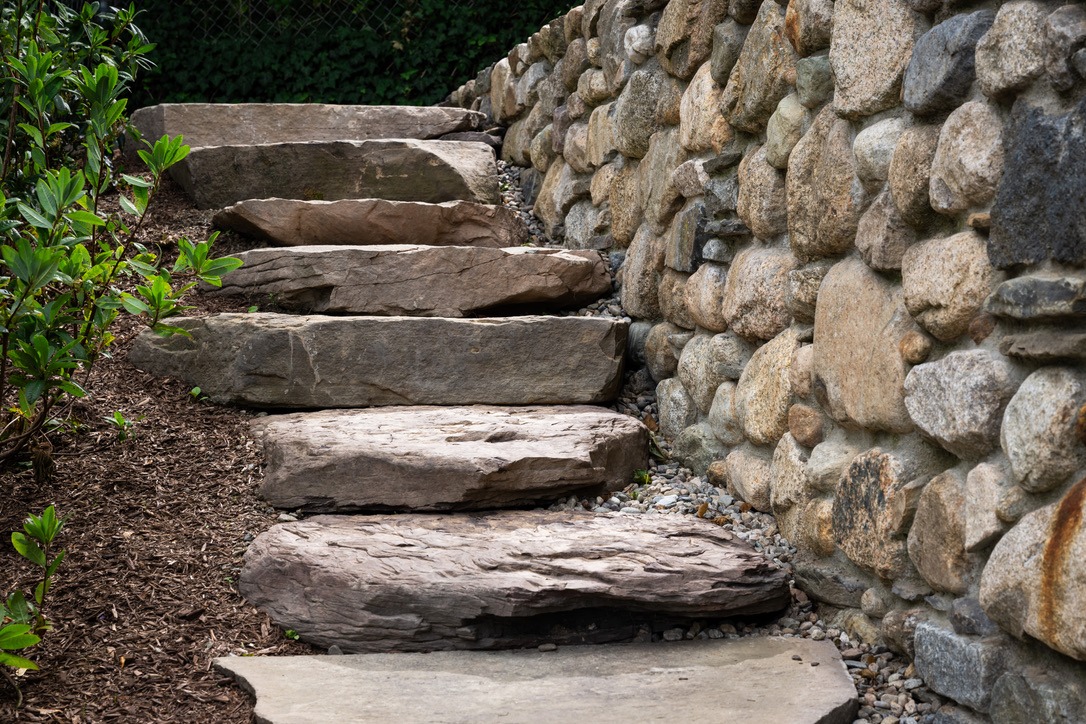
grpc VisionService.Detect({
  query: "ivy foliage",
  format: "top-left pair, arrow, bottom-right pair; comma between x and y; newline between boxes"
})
132,0 -> 575,108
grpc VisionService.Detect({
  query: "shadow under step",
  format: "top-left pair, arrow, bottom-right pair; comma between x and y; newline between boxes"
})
212,245 -> 610,316
127,313 -> 627,408
216,639 -> 858,724
239,510 -> 792,654
254,405 -> 648,512
212,198 -> 527,248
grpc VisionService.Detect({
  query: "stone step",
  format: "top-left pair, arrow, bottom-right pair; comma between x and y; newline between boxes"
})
128,314 -> 626,409
172,139 -> 498,209
216,639 -> 858,724
255,406 -> 648,512
129,103 -> 486,149
239,511 -> 792,653
212,245 -> 611,316
212,198 -> 527,248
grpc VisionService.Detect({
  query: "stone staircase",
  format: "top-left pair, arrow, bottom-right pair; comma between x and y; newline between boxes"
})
127,103 -> 856,723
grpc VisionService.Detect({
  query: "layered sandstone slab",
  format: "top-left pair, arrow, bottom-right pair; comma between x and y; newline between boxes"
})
212,198 -> 527,248
129,103 -> 486,149
255,406 -> 648,512
212,245 -> 610,316
239,511 -> 792,652
216,639 -> 858,724
127,313 -> 626,408
171,139 -> 498,209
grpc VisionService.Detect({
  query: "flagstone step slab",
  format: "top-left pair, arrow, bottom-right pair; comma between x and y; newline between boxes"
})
129,103 -> 486,149
239,511 -> 792,653
172,139 -> 498,209
215,638 -> 858,724
213,246 -> 611,316
212,198 -> 527,248
127,314 -> 626,408
255,406 -> 648,512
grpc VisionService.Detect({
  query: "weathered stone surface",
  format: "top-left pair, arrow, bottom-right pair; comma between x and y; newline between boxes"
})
660,269 -> 697,329
721,247 -> 797,342
914,621 -> 1010,713
502,119 -> 533,167
684,263 -> 729,332
790,344 -> 814,398
664,201 -> 711,272
680,64 -> 731,153
657,378 -> 699,439
985,274 -> 1086,321
854,117 -> 908,191
212,198 -> 526,248
796,55 -> 833,109
787,106 -> 867,262
765,94 -> 810,170
670,159 -> 710,200
903,11 -> 993,116
609,159 -> 643,246
721,1 -> 798,133
1000,367 -> 1086,493
904,351 -> 1022,460
770,433 -> 813,544
240,511 -> 791,652
216,638 -> 859,724
989,97 -> 1086,269
902,231 -> 995,342
173,139 -> 499,209
725,445 -> 773,512
833,446 -> 945,579
908,470 -> 973,594
855,190 -> 917,272
620,225 -> 665,319
888,124 -> 941,228
708,381 -> 745,446
929,101 -> 1004,215
129,103 -> 486,150
735,329 -> 801,446
678,334 -> 738,414
673,422 -> 729,474
215,246 -> 610,317
710,20 -> 749,85
490,58 -> 521,122
787,262 -> 831,324
577,68 -> 611,106
257,406 -> 647,512
564,200 -> 609,250
965,462 -> 1012,552
639,128 -> 688,232
624,22 -> 656,65
981,476 -> 1086,662
1045,4 -> 1086,93
563,122 -> 593,174
129,314 -> 626,408
793,557 -> 870,608
829,0 -> 927,119
655,0 -> 729,80
802,496 -> 836,556
975,1 -> 1047,99
813,258 -> 919,433
587,103 -> 618,168
535,160 -> 592,237
612,63 -> 683,159
737,146 -> 788,240
989,659 -> 1086,724
789,404 -> 824,449
784,0 -> 832,57
644,322 -> 688,382
998,329 -> 1086,364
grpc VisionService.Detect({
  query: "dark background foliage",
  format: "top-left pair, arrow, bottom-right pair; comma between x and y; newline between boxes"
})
130,0 -> 574,109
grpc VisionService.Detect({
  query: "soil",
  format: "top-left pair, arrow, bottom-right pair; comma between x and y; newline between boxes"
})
0,177 -> 316,722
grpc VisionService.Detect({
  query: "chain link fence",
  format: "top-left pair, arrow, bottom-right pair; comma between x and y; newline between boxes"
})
132,0 -> 572,107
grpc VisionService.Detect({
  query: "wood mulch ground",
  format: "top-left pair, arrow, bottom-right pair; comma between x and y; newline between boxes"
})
0,178 -> 316,722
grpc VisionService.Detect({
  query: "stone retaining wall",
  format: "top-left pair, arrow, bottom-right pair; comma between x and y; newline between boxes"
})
445,0 -> 1086,717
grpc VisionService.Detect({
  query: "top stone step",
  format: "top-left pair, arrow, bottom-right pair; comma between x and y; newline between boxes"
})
128,103 -> 487,149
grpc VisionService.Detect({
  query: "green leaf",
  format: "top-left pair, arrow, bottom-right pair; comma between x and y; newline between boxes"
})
119,294 -> 151,315
0,624 -> 40,651
11,533 -> 46,568
17,202 -> 53,230
0,652 -> 40,671
65,209 -> 106,227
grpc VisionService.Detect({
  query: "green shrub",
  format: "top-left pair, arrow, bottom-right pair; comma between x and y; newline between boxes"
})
0,2 -> 241,467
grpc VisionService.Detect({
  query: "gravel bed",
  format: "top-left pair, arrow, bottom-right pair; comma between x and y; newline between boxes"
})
496,159 -> 952,724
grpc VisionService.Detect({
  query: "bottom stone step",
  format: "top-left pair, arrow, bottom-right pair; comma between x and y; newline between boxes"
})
255,406 -> 648,512
216,639 -> 858,724
240,511 -> 791,654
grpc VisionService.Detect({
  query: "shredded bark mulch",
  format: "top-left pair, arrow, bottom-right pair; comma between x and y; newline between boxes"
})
0,178 -> 315,722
